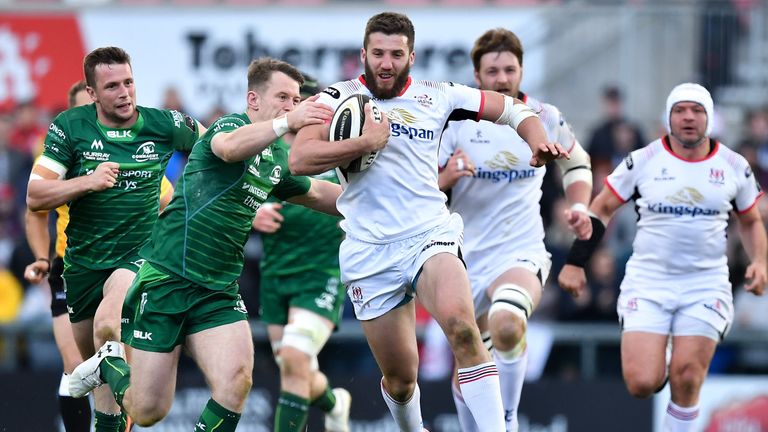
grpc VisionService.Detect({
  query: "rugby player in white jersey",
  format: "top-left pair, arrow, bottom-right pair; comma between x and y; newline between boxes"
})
559,83 -> 767,432
290,12 -> 568,432
438,28 -> 593,432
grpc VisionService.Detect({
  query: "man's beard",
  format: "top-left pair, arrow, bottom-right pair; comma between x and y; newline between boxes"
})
673,131 -> 707,149
364,60 -> 410,99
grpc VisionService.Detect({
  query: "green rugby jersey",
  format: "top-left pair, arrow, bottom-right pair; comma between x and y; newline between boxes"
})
260,141 -> 342,276
143,113 -> 311,289
41,104 -> 198,269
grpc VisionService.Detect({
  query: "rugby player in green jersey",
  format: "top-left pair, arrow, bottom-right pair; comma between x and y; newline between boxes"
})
27,47 -> 204,432
68,58 -> 354,432
252,75 -> 350,432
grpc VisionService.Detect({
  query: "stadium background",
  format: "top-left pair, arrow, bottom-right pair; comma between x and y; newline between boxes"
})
1,0 -> 768,430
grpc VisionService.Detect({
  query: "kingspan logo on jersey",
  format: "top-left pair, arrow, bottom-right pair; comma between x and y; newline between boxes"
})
386,108 -> 435,141
476,151 -> 536,183
647,187 -> 721,217
133,142 -> 159,163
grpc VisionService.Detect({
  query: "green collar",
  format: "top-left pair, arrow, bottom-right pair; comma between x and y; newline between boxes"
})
96,110 -> 145,142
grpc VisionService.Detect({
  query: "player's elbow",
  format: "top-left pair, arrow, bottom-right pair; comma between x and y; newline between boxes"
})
26,191 -> 46,212
288,151 -> 312,175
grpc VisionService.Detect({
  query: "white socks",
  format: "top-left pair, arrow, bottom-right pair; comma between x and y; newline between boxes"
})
663,400 -> 699,432
457,362 -> 505,431
494,348 -> 528,432
451,381 -> 479,432
380,380 -> 423,432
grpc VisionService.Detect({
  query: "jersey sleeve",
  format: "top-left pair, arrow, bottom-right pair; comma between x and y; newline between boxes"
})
168,109 -> 200,151
40,113 -> 73,176
735,161 -> 764,213
445,83 -> 483,121
272,174 -> 311,201
605,151 -> 641,202
438,122 -> 460,167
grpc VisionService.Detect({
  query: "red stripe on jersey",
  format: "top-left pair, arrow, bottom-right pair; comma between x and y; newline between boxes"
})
738,191 -> 765,214
476,91 -> 486,122
604,178 -> 628,203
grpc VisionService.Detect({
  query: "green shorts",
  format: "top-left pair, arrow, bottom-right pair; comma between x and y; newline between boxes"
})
62,256 -> 144,323
259,269 -> 344,326
122,262 -> 248,352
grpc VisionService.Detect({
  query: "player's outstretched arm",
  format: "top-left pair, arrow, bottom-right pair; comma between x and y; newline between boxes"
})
479,91 -> 569,167
558,186 -> 623,297
23,209 -> 51,283
211,119 -> 292,163
287,178 -> 342,216
736,204 -> 768,295
27,161 -> 119,211
290,103 -> 389,175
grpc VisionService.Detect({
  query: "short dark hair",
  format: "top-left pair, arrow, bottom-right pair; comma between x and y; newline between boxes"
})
471,28 -> 524,72
603,85 -> 623,102
364,12 -> 415,52
247,58 -> 304,93
67,80 -> 87,108
83,47 -> 132,88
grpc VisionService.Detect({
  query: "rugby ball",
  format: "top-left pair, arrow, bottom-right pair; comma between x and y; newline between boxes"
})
329,94 -> 383,173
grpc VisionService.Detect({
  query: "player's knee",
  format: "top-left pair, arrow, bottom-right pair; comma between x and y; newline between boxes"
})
669,362 -> 705,394
383,377 -> 417,402
488,284 -> 532,357
489,314 -> 526,353
282,312 -> 332,359
623,374 -> 659,399
92,317 -> 119,344
279,346 -> 313,379
131,400 -> 172,426
442,315 -> 477,348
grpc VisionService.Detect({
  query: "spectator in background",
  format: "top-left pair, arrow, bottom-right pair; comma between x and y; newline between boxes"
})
8,101 -> 45,156
0,114 -> 31,235
587,86 -> 646,182
737,108 -> 768,189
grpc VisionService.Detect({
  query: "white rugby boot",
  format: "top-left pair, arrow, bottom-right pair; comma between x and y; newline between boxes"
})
69,341 -> 125,398
325,387 -> 352,432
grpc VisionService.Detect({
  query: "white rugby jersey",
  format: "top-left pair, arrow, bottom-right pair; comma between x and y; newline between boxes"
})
439,94 -> 577,264
607,137 -> 763,277
318,76 -> 484,242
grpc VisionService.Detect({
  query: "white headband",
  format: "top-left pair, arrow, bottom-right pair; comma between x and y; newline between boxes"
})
665,83 -> 714,136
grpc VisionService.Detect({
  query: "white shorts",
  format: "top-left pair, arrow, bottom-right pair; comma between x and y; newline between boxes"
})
617,271 -> 733,341
469,250 -> 552,317
341,212 -> 464,321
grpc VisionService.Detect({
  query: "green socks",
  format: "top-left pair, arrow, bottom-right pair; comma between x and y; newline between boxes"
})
274,392 -> 309,432
310,386 -> 337,413
195,398 -> 241,432
94,410 -> 121,432
100,356 -> 131,407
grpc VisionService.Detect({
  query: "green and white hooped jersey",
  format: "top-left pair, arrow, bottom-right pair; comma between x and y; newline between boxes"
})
40,104 -> 198,269
143,113 -> 311,290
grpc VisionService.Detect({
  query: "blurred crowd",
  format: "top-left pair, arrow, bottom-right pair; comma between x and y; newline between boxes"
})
2,83 -> 768,377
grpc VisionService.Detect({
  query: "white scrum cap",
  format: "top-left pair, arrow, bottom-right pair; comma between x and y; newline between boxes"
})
665,83 -> 714,136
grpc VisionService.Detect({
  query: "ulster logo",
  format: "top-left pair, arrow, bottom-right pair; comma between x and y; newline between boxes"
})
709,168 -> 725,185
